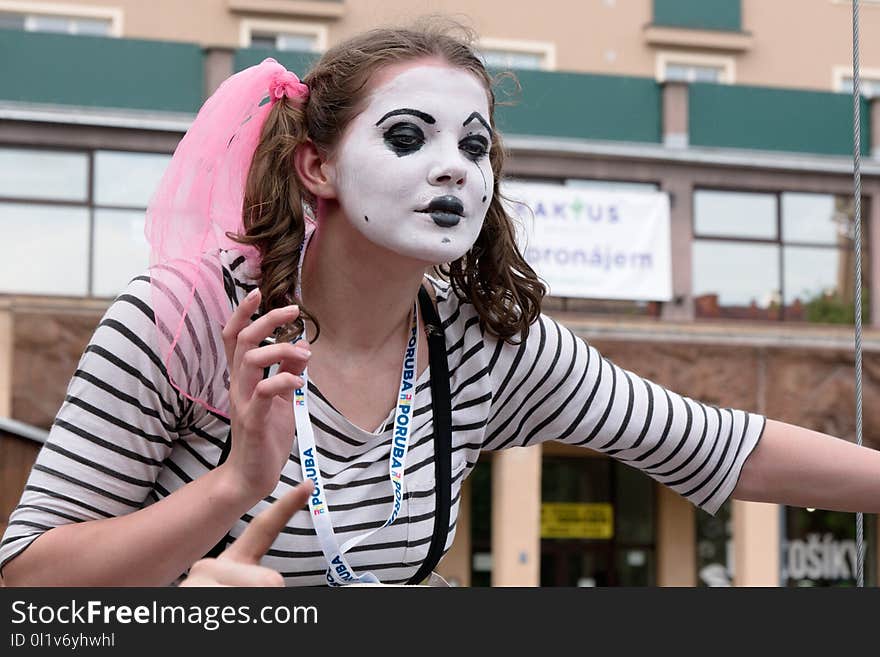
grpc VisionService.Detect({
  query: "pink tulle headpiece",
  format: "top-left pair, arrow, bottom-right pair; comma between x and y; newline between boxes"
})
144,58 -> 308,416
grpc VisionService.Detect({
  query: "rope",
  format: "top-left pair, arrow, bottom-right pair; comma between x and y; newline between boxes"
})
851,0 -> 865,588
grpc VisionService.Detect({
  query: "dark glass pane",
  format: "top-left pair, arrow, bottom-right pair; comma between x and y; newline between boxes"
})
696,501 -> 733,587
541,457 -> 611,504
469,460 -> 492,587
249,34 -> 277,49
614,547 -> 655,586
614,462 -> 654,545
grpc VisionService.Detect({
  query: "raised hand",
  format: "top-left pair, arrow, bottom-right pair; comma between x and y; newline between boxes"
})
181,481 -> 314,587
219,288 -> 311,503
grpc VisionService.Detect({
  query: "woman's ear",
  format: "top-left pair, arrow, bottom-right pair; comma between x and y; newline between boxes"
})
295,140 -> 336,199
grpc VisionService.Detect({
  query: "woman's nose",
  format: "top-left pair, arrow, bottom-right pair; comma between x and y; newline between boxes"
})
428,146 -> 468,187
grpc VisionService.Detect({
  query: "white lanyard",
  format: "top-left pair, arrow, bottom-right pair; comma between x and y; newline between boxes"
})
288,230 -> 419,585
293,309 -> 417,585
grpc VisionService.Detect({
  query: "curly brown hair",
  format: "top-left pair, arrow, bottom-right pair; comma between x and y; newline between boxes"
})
233,19 -> 546,342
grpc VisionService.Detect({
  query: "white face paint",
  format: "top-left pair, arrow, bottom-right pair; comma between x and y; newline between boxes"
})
329,63 -> 494,264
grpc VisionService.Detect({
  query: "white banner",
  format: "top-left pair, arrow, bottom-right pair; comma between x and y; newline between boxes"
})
503,181 -> 672,301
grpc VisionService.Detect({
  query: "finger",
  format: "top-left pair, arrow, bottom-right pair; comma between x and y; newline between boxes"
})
221,481 -> 314,565
237,342 -> 311,399
190,559 -> 285,587
221,287 -> 263,365
248,372 -> 303,417
231,305 -> 300,373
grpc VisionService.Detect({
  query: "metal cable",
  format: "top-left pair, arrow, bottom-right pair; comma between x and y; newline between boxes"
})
852,0 -> 865,588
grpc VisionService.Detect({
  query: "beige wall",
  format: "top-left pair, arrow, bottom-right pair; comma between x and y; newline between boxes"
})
15,0 -> 880,92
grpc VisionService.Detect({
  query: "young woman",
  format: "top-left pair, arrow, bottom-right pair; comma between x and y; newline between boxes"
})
3,23 -> 880,588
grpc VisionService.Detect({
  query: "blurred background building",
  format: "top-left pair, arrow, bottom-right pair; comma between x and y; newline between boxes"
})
2,0 -> 880,587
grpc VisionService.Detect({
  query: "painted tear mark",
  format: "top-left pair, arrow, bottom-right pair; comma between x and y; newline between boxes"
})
364,215 -> 369,222
475,162 -> 488,196
441,237 -> 451,243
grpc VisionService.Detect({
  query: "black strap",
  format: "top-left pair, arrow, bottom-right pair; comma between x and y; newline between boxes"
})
406,285 -> 452,585
204,286 -> 453,583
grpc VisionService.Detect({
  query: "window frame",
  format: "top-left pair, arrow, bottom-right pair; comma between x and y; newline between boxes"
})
478,37 -> 557,71
0,1 -> 122,36
239,18 -> 327,52
656,50 -> 735,84
832,65 -> 880,98
692,185 -> 868,322
0,144 -> 169,298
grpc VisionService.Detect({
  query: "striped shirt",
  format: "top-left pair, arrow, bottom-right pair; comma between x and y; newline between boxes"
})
0,250 -> 765,585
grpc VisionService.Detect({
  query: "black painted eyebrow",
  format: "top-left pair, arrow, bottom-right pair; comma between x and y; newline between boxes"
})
375,108 -> 436,126
463,112 -> 492,135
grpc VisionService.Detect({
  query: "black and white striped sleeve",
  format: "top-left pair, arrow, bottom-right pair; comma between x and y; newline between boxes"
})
0,275 -> 184,575
482,313 -> 766,514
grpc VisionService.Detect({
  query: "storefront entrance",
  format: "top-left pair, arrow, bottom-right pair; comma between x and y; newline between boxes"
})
539,455 -> 656,586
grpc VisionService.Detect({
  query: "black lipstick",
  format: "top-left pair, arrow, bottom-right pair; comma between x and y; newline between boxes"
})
418,195 -> 464,227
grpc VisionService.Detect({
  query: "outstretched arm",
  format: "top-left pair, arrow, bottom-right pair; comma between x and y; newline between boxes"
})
733,419 -> 880,513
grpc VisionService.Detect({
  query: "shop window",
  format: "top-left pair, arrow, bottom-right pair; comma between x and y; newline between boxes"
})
0,146 -> 170,298
696,501 -> 733,586
783,508 -> 876,587
693,189 -> 869,324
469,459 -> 492,587
696,503 -> 878,586
540,457 -> 655,586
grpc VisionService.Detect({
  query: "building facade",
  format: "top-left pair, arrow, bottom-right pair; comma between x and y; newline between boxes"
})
2,0 -> 880,586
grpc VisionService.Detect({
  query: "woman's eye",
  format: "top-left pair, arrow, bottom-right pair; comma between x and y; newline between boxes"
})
383,123 -> 425,155
460,136 -> 489,160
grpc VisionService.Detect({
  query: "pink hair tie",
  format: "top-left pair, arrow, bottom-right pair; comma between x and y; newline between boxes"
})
270,70 -> 309,104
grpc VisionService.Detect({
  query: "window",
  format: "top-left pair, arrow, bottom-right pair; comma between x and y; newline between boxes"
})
783,508 -> 876,587
0,146 -> 170,297
696,501 -> 732,586
0,2 -> 121,36
240,19 -> 326,52
692,189 -> 869,323
833,66 -> 880,98
656,51 -> 734,84
540,457 -> 655,586
478,38 -> 556,71
469,459 -> 492,587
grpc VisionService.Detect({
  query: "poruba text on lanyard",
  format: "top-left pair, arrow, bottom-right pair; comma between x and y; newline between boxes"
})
285,229 -> 419,585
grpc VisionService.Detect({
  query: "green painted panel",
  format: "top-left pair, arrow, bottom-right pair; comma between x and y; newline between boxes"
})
0,29 -> 203,112
653,0 -> 742,32
689,83 -> 869,156
234,48 -> 319,76
492,68 -> 661,144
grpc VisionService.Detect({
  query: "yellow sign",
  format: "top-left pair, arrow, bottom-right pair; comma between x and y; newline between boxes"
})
540,502 -> 614,539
